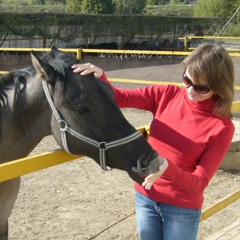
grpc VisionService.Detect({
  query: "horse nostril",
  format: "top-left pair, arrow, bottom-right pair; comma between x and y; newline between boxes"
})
137,159 -> 142,169
132,155 -> 164,178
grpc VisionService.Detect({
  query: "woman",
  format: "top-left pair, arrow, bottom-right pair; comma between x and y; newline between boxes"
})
72,43 -> 235,240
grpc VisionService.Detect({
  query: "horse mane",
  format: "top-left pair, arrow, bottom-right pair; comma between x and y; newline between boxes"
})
0,67 -> 34,106
0,68 -> 33,137
0,52 -> 82,136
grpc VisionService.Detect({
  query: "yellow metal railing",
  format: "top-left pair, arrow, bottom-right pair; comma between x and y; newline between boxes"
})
0,47 -> 82,59
0,41 -> 240,60
179,36 -> 240,54
232,100 -> 240,112
201,189 -> 240,221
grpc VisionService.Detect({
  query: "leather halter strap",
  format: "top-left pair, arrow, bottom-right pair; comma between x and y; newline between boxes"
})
42,81 -> 142,171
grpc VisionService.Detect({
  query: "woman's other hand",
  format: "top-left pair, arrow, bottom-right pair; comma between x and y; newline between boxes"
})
72,63 -> 103,78
142,158 -> 169,190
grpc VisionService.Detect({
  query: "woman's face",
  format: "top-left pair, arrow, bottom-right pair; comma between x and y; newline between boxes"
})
185,70 -> 215,102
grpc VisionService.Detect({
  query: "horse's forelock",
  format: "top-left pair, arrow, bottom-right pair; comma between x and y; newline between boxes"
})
47,53 -> 82,108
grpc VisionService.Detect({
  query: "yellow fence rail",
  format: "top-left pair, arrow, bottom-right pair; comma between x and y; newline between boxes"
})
231,100 -> 240,112
179,36 -> 240,53
0,149 -> 82,183
201,189 -> 240,221
0,48 -> 82,59
0,45 -> 240,61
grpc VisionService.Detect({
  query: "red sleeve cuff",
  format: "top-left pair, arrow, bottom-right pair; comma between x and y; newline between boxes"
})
162,159 -> 177,180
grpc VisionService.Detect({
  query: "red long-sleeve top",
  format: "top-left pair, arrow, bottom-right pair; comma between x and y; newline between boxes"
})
101,73 -> 235,209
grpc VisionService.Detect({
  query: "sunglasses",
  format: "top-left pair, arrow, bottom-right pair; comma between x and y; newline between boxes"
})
183,72 -> 210,94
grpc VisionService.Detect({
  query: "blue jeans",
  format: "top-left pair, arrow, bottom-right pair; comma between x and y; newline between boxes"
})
136,191 -> 201,240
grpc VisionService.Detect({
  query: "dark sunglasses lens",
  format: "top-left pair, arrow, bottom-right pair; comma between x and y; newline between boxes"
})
183,73 -> 210,94
193,85 -> 210,94
183,75 -> 192,86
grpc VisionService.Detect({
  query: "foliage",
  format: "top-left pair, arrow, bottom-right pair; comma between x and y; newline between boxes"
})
46,0 -> 66,3
170,0 -> 181,5
81,0 -> 115,14
113,0 -> 147,14
146,0 -> 164,4
224,23 -> 240,36
1,0 -> 65,4
30,0 -> 46,4
194,0 -> 236,18
194,0 -> 240,35
66,0 -> 82,13
145,4 -> 194,16
232,0 -> 240,22
66,0 -> 115,14
0,4 -> 66,13
0,13 -> 225,41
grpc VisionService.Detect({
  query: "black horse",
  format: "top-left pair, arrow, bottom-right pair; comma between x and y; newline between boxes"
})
0,47 -> 162,239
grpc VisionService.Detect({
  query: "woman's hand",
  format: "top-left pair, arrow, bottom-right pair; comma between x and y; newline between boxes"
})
72,63 -> 103,78
142,158 -> 169,190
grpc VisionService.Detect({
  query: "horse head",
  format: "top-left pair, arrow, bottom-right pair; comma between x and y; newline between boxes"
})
31,47 -> 163,184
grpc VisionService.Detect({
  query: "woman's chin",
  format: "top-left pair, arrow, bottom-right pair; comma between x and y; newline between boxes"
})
187,93 -> 199,102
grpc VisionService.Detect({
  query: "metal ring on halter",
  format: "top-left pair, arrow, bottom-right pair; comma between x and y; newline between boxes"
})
58,119 -> 68,131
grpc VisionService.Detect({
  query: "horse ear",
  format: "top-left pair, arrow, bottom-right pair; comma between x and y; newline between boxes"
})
31,51 -> 55,82
51,46 -> 59,52
50,46 -> 62,58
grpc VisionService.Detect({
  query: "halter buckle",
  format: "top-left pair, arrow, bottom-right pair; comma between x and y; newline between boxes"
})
58,119 -> 68,131
99,142 -> 107,150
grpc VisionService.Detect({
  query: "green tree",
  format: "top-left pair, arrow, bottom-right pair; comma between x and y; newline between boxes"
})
194,0 -> 233,18
33,0 -> 46,4
66,0 -> 83,13
170,0 -> 181,5
47,0 -> 66,4
80,0 -> 114,14
147,0 -> 162,4
113,0 -> 147,14
230,0 -> 240,22
147,0 -> 154,4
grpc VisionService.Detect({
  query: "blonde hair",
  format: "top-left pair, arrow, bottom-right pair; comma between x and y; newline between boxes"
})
182,43 -> 235,118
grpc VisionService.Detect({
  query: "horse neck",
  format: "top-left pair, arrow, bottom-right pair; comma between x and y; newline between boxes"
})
0,76 -> 52,163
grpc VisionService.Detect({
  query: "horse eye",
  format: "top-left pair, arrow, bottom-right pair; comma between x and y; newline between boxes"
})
76,105 -> 87,113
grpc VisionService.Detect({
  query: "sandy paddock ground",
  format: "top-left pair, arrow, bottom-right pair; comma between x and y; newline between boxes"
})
8,55 -> 240,240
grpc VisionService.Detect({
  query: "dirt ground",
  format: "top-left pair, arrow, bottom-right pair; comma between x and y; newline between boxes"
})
8,55 -> 240,240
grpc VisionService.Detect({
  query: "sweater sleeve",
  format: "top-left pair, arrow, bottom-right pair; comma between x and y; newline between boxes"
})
162,123 -> 235,194
100,73 -> 180,114
100,73 -> 156,111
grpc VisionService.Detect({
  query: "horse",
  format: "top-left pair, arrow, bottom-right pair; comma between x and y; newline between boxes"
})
0,47 -> 163,239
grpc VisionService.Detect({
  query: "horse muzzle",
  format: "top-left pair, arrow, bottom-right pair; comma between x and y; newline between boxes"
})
132,155 -> 164,179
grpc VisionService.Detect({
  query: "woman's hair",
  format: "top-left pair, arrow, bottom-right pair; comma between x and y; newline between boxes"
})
182,42 -> 235,118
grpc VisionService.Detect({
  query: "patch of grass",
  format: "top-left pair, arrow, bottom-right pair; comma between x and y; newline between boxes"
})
145,4 -> 195,17
0,4 -> 66,13
0,3 -> 194,16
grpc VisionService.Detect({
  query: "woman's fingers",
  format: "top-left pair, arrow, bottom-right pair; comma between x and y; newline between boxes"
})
142,159 -> 169,190
72,63 -> 103,78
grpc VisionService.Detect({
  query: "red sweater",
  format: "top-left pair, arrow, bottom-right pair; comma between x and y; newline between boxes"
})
101,74 -> 235,209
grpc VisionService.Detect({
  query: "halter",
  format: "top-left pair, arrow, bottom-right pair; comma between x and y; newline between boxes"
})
42,80 -> 142,171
